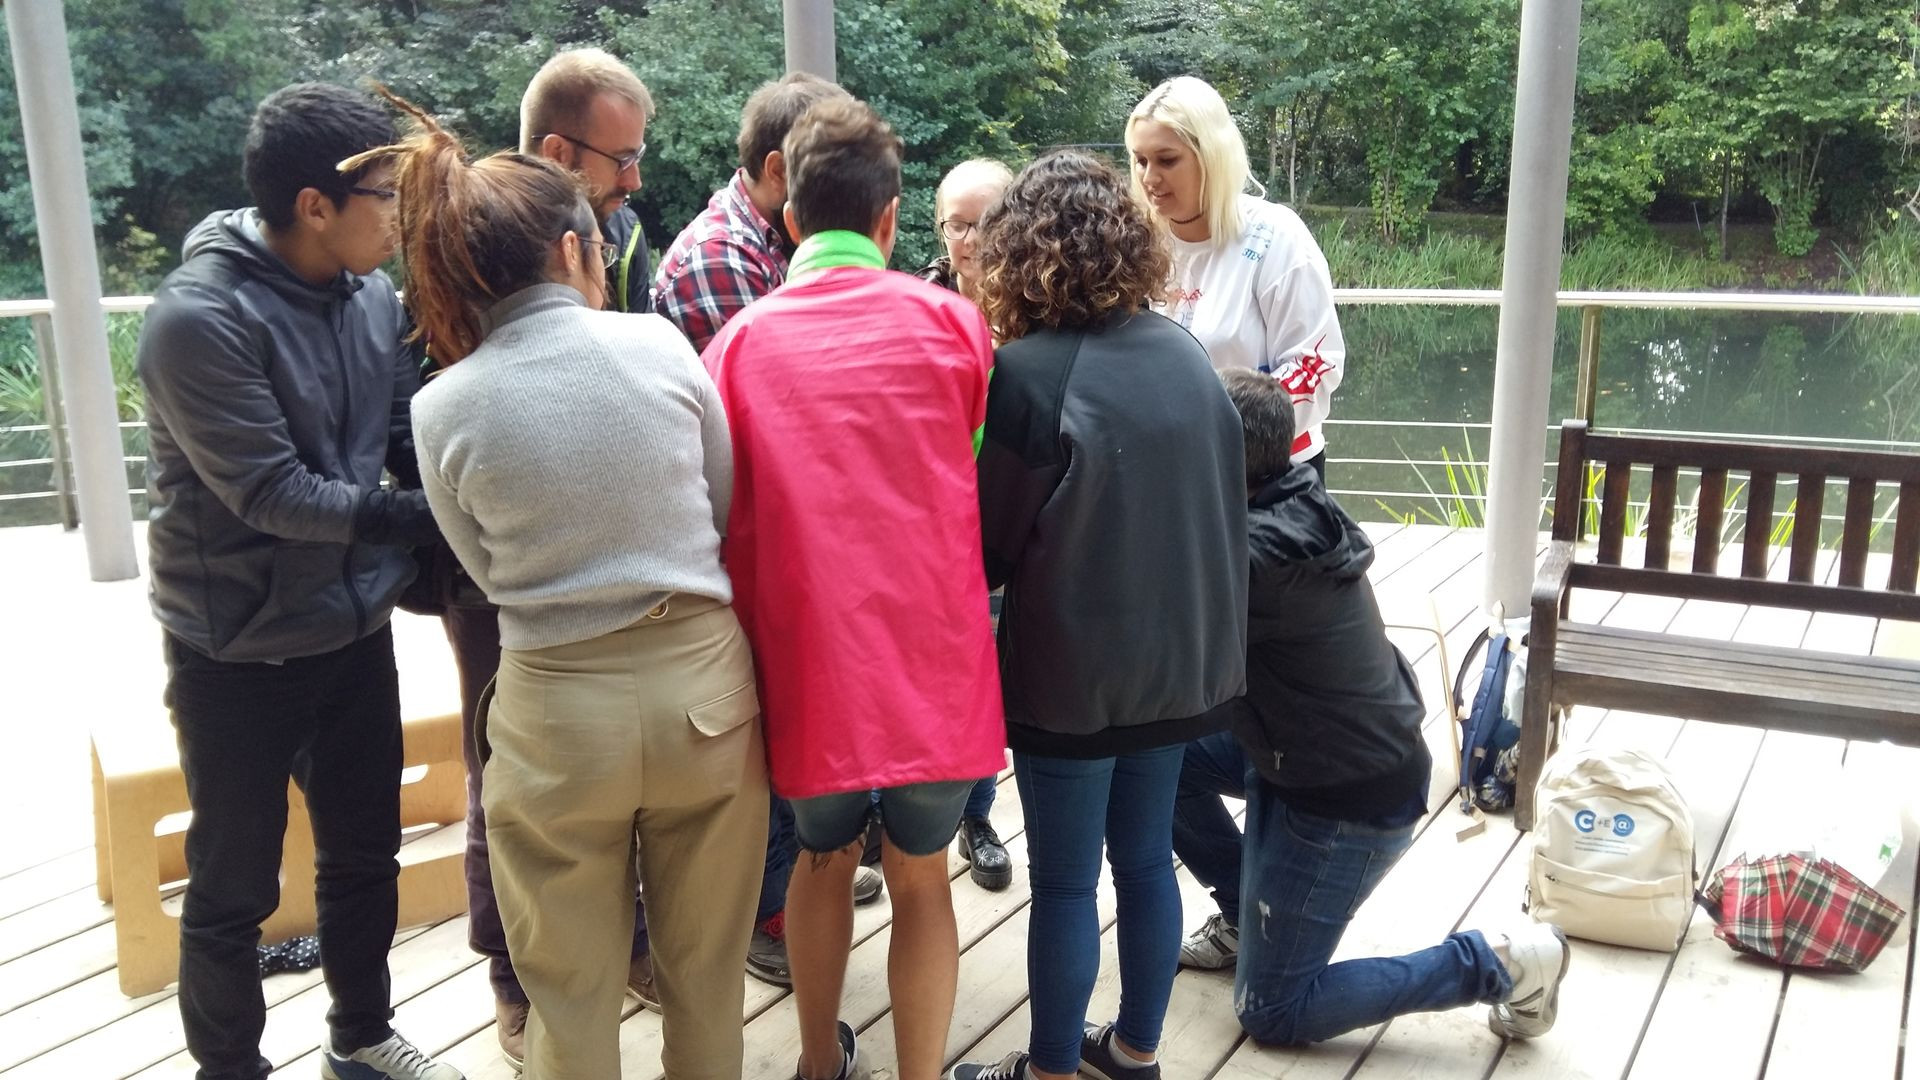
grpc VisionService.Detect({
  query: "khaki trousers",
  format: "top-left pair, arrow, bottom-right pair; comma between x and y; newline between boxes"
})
483,596 -> 769,1080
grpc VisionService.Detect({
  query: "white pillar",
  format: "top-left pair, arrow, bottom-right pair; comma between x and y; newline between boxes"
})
6,0 -> 137,581
783,0 -> 836,81
1483,0 -> 1581,618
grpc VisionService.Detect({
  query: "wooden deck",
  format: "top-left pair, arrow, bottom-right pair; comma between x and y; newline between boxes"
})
2,521 -> 1916,1079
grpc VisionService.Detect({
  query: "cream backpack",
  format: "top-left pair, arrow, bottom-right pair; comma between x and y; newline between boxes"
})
1526,745 -> 1695,952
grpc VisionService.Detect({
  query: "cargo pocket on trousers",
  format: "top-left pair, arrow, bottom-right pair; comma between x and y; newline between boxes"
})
684,682 -> 761,796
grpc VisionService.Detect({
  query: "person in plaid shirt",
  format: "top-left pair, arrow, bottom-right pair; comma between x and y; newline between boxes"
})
652,73 -> 850,353
653,71 -> 874,992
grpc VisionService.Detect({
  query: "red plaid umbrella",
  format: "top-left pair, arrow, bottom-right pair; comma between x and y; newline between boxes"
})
1699,853 -> 1906,973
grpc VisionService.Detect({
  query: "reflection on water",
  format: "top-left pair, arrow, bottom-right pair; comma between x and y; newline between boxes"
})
1330,306 -> 1920,525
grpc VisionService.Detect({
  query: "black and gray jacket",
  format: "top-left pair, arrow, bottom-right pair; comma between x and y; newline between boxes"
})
978,310 -> 1249,758
1235,466 -> 1430,820
139,209 -> 438,663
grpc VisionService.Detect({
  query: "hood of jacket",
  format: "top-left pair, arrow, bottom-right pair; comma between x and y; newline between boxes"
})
181,209 -> 367,310
1246,462 -> 1374,586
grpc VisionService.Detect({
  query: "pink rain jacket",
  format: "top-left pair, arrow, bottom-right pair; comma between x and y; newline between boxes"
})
704,258 -> 1005,799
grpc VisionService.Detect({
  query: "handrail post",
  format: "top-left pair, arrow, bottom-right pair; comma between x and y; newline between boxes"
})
1483,0 -> 1582,620
783,0 -> 836,80
6,0 -> 138,579
29,312 -> 78,530
1575,305 -> 1602,425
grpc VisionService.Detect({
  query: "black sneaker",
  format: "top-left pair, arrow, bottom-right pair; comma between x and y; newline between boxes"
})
956,817 -> 1012,891
948,1050 -> 1029,1080
1080,1022 -> 1159,1080
794,1019 -> 866,1080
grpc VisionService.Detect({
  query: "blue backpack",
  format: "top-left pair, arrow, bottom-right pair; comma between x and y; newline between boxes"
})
1452,629 -> 1522,813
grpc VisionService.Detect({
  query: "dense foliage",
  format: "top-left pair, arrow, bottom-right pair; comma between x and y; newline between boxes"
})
2,0 -> 1919,289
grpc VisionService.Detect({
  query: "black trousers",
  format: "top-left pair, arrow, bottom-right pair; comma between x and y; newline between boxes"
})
166,625 -> 402,1080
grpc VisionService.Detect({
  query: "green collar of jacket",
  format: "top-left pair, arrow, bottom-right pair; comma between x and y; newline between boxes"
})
788,230 -> 886,278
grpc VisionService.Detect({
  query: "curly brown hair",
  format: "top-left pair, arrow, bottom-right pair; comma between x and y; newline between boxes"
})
972,150 -> 1169,341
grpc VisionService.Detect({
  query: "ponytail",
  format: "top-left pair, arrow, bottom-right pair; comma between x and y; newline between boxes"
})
342,86 -> 594,364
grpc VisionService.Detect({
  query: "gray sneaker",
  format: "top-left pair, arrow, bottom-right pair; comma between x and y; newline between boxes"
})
322,1032 -> 463,1080
1178,912 -> 1239,970
748,912 -> 792,986
853,865 -> 884,906
1488,922 -> 1570,1039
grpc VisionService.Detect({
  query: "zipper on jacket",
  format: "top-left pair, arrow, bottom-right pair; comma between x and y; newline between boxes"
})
330,297 -> 369,641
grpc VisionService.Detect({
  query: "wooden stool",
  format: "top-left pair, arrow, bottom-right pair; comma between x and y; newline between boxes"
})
91,709 -> 467,996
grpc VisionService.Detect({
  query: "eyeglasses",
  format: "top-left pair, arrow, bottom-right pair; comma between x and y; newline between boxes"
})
938,218 -> 978,241
349,185 -> 397,200
579,237 -> 619,269
545,133 -> 646,174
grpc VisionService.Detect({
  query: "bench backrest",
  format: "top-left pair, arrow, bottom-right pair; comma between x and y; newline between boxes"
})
1550,420 -> 1920,621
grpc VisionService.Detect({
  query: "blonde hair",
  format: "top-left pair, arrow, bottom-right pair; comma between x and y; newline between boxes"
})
519,48 -> 654,152
935,158 -> 1014,219
346,89 -> 595,365
1126,76 -> 1259,248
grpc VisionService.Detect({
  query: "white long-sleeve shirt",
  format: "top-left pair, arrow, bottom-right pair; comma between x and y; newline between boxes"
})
1155,195 -> 1346,463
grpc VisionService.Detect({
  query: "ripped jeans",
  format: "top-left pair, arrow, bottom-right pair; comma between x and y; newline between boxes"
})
1171,732 -> 1510,1045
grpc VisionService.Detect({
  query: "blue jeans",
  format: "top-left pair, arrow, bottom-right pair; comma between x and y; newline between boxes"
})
1170,732 -> 1511,1044
759,798 -> 797,924
963,775 -> 996,821
1015,745 -> 1184,1073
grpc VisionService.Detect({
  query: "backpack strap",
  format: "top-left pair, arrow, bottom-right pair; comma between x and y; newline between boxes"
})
1451,627 -> 1493,719
1459,632 -> 1513,812
614,224 -> 645,314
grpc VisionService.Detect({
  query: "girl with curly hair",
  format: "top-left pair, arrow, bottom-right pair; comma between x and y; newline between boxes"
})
950,151 -> 1250,1080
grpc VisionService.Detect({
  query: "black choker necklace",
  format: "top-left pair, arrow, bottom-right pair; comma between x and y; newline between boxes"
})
1169,210 -> 1206,226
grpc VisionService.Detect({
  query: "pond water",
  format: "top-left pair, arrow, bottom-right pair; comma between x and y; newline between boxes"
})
1330,304 -> 1920,529
3,304 -> 1917,529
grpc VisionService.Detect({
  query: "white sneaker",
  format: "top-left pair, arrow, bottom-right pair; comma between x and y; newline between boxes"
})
1489,923 -> 1570,1039
1178,912 -> 1239,970
322,1031 -> 464,1080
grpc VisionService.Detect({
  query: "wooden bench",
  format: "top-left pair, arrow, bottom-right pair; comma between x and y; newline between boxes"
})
1518,419 -> 1920,830
91,708 -> 469,996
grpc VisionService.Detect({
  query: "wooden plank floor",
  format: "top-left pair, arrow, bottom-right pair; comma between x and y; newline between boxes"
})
1,522 -> 1914,1079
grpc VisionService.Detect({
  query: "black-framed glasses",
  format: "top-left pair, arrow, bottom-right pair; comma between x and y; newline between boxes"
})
544,132 -> 646,174
938,218 -> 978,241
579,237 -> 619,270
349,185 -> 397,200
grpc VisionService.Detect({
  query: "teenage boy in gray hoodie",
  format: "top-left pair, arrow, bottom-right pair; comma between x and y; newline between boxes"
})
1169,369 -> 1569,1049
137,82 -> 456,1080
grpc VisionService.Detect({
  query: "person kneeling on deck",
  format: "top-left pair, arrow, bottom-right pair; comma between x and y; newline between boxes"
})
1170,369 -> 1571,1046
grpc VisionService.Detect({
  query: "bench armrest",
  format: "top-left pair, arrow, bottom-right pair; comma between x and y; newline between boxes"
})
1532,541 -> 1575,625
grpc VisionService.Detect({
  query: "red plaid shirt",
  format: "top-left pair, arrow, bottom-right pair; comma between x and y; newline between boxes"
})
651,169 -> 790,353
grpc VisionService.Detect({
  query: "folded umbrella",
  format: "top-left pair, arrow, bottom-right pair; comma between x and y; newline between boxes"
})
1698,853 -> 1906,973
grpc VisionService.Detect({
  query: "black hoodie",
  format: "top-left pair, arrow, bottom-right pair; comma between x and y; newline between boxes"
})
1235,464 -> 1430,821
139,209 -> 437,663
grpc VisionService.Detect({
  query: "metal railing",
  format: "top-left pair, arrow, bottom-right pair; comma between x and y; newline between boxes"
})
4,289 -> 1919,529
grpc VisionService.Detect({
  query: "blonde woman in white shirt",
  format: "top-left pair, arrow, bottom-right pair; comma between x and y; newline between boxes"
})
1126,76 -> 1345,481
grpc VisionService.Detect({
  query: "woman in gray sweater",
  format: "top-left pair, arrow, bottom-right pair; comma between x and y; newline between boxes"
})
359,97 -> 768,1080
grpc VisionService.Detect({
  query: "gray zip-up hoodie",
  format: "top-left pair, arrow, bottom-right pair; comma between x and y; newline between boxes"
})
139,209 -> 437,662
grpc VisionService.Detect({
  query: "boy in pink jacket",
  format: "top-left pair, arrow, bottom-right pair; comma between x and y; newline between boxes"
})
703,97 -> 1004,1080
